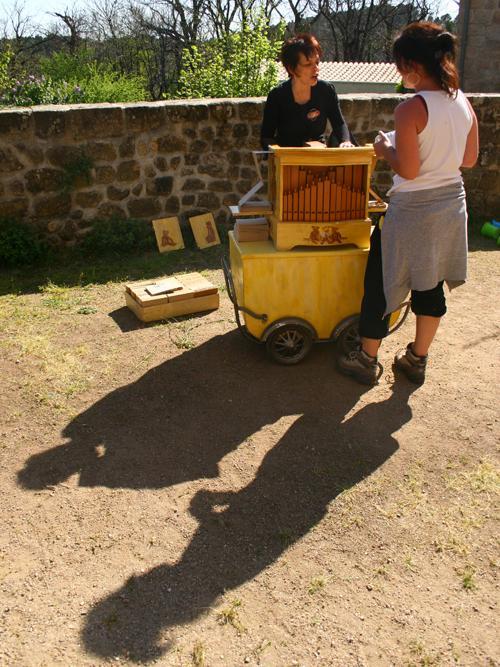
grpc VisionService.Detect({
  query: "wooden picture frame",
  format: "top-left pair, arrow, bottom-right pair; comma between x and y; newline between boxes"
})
188,213 -> 221,249
152,217 -> 185,253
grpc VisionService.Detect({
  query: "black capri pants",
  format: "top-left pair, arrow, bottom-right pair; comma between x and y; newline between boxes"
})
359,223 -> 447,340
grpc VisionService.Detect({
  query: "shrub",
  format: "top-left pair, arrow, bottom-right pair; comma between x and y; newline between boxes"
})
74,63 -> 146,103
80,218 -> 155,256
0,51 -> 148,107
176,13 -> 285,99
41,53 -> 147,104
0,74 -> 84,106
40,50 -> 92,82
0,218 -> 47,268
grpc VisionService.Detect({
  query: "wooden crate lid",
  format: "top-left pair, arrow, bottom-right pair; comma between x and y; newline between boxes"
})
125,272 -> 217,307
269,144 -> 375,167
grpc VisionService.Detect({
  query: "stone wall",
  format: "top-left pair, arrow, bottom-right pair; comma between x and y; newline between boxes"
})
0,94 -> 498,246
457,0 -> 500,94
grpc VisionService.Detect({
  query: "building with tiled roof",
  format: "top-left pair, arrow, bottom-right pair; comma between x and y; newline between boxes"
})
278,61 -> 401,93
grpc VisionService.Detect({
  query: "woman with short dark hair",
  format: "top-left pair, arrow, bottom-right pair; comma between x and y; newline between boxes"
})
260,33 -> 354,150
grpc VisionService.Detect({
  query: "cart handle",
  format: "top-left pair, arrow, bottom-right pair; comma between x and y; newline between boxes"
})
388,301 -> 411,335
221,256 -> 268,326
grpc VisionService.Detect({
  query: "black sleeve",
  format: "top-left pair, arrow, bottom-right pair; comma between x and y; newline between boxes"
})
325,83 -> 351,144
260,87 -> 280,151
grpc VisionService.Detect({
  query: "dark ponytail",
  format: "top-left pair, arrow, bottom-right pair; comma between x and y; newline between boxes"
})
393,22 -> 460,96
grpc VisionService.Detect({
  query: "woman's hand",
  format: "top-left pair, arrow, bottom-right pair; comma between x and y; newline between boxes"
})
374,131 -> 392,158
339,141 -> 354,148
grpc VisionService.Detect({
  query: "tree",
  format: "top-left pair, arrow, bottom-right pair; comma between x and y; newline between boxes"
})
313,0 -> 435,62
52,7 -> 88,54
176,12 -> 285,98
280,0 -> 314,33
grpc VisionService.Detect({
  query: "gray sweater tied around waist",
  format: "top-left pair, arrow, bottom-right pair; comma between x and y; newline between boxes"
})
380,181 -> 468,317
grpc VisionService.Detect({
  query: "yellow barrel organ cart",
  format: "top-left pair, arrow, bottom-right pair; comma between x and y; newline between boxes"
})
222,145 -> 408,364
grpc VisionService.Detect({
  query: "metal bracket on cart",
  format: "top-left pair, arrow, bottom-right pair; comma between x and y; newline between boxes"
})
221,255 -> 268,342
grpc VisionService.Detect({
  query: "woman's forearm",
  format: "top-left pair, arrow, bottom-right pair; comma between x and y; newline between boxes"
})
379,144 -> 419,180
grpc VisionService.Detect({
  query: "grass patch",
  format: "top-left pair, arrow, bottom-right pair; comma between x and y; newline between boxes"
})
446,460 -> 500,495
459,564 -> 477,591
192,640 -> 205,666
433,535 -> 469,557
168,320 -> 197,350
216,598 -> 245,634
0,241 -> 226,297
19,337 -> 91,407
308,576 -> 326,595
406,639 -> 442,665
247,639 -> 271,663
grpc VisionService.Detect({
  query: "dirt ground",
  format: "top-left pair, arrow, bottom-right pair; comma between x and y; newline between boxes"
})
0,244 -> 498,667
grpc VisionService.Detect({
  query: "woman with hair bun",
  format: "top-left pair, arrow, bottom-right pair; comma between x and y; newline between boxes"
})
338,21 -> 479,386
260,33 -> 354,150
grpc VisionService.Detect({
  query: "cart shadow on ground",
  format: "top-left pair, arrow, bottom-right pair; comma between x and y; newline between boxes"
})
17,331 -> 416,663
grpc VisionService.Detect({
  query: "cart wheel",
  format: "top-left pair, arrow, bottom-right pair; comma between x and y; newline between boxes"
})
337,317 -> 360,355
266,324 -> 313,365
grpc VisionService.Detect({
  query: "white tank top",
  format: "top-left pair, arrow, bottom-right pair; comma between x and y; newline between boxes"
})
388,89 -> 473,195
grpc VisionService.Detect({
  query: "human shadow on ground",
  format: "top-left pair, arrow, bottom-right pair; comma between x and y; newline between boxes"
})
18,332 -> 372,491
81,382 -> 413,662
17,331 -> 414,662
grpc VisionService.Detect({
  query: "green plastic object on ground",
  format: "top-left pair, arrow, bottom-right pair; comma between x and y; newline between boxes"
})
480,221 -> 500,240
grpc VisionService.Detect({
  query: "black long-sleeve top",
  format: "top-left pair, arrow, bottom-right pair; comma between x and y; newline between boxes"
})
260,79 -> 351,151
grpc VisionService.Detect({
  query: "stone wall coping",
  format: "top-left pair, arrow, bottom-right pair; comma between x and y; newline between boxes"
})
0,92 -> 498,116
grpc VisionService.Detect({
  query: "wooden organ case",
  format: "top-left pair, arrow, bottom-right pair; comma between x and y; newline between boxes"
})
268,145 -> 377,251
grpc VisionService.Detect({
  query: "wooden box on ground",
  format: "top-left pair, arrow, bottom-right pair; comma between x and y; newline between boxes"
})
268,145 -> 375,251
125,272 -> 219,323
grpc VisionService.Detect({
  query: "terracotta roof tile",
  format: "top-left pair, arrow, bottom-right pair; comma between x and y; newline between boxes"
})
278,61 -> 400,84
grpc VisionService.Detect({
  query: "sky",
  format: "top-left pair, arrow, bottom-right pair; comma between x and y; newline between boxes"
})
1,0 -> 460,34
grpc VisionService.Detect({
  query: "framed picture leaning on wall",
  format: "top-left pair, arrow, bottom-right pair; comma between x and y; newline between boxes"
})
189,213 -> 221,249
152,217 -> 185,253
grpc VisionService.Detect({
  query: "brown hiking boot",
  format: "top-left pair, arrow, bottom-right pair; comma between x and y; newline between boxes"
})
337,349 -> 382,385
394,343 -> 427,384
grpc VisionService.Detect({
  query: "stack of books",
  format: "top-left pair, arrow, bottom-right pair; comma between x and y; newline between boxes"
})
238,199 -> 272,213
234,217 -> 269,243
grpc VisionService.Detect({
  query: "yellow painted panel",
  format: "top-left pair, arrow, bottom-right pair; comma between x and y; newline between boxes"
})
229,232 -> 368,340
270,216 -> 371,251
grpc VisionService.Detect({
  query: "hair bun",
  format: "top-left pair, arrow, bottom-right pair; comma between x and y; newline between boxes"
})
437,31 -> 454,50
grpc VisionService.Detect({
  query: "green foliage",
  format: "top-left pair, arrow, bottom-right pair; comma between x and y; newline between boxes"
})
40,50 -> 92,82
80,218 -> 156,256
0,218 -> 47,268
0,51 -> 148,107
41,53 -> 147,103
73,63 -> 146,103
0,73 -> 83,106
0,46 -> 13,93
176,14 -> 284,99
